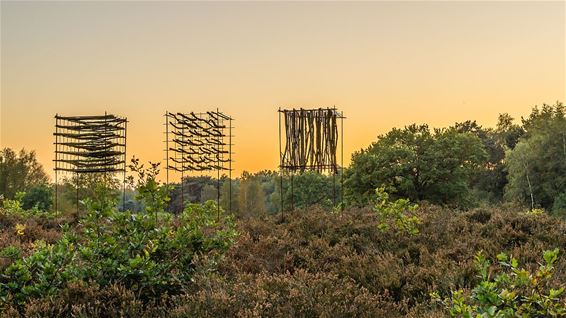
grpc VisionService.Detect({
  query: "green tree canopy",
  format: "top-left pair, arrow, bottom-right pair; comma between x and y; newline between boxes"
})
0,148 -> 49,199
451,120 -> 508,202
344,124 -> 487,207
238,171 -> 267,218
21,183 -> 53,211
505,102 -> 566,211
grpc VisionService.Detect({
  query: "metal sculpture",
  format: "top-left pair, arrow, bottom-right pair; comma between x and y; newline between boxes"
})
278,107 -> 344,213
164,110 -> 233,215
54,113 -> 128,213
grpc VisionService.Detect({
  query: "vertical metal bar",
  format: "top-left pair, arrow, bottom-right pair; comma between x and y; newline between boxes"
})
54,115 -> 58,216
291,171 -> 294,211
278,109 -> 284,217
165,111 -> 169,186
341,111 -> 344,211
76,171 -> 79,217
216,108 -> 220,220
104,112 -> 108,184
181,122 -> 184,207
333,169 -> 336,206
229,116 -> 232,214
123,118 -> 127,212
75,116 -> 80,218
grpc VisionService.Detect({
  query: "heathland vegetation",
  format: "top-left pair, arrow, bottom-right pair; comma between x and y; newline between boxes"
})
0,102 -> 565,317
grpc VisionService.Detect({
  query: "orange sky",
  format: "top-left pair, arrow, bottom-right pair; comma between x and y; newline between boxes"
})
1,1 -> 565,182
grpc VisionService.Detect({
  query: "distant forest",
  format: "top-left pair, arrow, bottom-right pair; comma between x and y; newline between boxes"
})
3,102 -> 564,218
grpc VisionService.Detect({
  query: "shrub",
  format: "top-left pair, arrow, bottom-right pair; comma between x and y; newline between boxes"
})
374,187 -> 420,235
433,248 -> 565,317
0,161 -> 238,312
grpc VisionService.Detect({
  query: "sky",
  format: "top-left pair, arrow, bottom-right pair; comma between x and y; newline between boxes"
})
1,1 -> 565,182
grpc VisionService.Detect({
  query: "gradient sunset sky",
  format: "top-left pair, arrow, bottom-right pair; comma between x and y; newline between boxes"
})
1,1 -> 565,181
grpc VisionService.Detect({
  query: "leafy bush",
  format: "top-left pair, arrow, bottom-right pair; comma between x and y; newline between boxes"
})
2,198 -> 565,316
0,160 -> 237,312
433,249 -> 565,317
374,187 -> 420,235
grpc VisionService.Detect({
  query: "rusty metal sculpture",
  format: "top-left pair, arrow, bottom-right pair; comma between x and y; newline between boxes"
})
164,110 -> 233,215
54,113 -> 128,213
278,108 -> 344,213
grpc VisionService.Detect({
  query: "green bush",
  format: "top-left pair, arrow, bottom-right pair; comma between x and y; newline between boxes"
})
2,198 -> 566,316
374,187 -> 420,235
433,249 -> 565,317
0,160 -> 237,312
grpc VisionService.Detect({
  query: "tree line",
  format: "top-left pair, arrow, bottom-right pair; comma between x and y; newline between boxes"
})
1,102 -> 564,217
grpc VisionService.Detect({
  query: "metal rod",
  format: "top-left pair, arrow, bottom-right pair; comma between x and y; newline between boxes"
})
76,171 -> 79,218
229,116 -> 232,214
291,172 -> 295,211
278,108 -> 284,217
165,111 -> 169,186
333,170 -> 336,206
217,108 -> 220,220
123,119 -> 127,212
341,111 -> 344,211
54,115 -> 59,216
181,122 -> 184,208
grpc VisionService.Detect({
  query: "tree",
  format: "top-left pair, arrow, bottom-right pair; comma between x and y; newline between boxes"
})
496,113 -> 524,150
505,102 -> 566,210
451,120 -> 507,202
238,171 -> 266,218
281,171 -> 337,210
220,179 -> 239,214
0,148 -> 49,199
21,184 -> 53,211
200,184 -> 218,203
344,124 -> 487,207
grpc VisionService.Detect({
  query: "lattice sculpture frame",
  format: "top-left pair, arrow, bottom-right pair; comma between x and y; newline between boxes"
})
278,108 -> 344,213
165,110 -> 233,214
53,113 -> 128,213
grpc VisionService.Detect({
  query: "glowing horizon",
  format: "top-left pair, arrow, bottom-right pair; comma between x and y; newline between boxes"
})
1,1 -> 565,182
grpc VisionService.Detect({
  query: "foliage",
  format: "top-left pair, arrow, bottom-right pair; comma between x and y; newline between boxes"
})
1,203 -> 565,316
433,249 -> 565,317
0,148 -> 49,200
279,171 -> 339,211
374,187 -> 420,235
128,158 -> 172,218
344,124 -> 487,207
21,184 -> 53,211
238,171 -> 267,218
219,179 -> 239,214
1,192 -> 55,218
552,193 -> 566,218
496,113 -> 524,150
452,120 -> 508,203
506,102 -> 566,210
167,175 -> 220,213
0,161 -> 237,312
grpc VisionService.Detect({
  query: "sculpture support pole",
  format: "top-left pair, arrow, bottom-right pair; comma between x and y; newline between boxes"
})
217,108 -> 221,220
229,117 -> 232,214
123,120 -> 127,212
341,112 -> 344,211
54,115 -> 59,216
278,109 -> 284,218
